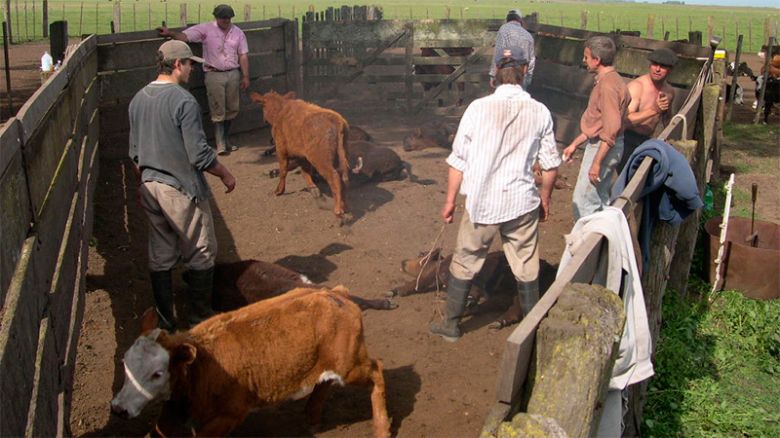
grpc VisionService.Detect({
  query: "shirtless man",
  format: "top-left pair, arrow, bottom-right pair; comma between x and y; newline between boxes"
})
618,48 -> 678,171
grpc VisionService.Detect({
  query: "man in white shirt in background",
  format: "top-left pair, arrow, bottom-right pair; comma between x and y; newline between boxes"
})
430,50 -> 561,342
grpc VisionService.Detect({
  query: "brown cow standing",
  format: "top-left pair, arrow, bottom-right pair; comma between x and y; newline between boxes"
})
213,259 -> 397,311
110,287 -> 391,438
250,91 -> 350,219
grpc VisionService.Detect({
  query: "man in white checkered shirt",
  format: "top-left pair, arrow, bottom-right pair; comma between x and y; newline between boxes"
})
431,50 -> 561,342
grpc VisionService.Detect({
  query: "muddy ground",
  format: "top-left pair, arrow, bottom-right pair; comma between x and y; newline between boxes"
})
2,40 -> 777,437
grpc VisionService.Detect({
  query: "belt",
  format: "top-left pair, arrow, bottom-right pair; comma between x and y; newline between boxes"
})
208,68 -> 238,73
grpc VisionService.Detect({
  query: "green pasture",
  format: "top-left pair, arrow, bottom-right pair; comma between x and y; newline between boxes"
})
3,0 -> 779,53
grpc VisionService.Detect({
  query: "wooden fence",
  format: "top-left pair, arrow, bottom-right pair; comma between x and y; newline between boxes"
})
482,57 -> 723,438
0,34 -> 99,437
96,18 -> 298,155
302,13 -> 709,146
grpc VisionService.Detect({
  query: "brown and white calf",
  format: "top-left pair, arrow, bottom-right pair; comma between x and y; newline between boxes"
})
110,286 -> 391,437
250,91 -> 351,219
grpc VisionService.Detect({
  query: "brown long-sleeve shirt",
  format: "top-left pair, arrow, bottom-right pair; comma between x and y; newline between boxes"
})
580,67 -> 630,147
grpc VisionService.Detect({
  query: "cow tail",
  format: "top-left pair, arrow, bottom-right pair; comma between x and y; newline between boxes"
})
337,123 -> 350,188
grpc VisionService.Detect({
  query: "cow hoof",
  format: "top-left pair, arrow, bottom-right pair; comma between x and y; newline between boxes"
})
269,169 -> 280,178
383,299 -> 399,310
488,318 -> 520,330
305,187 -> 321,198
384,290 -> 398,298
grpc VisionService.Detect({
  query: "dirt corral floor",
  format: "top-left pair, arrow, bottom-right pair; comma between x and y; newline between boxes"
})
68,102 -> 582,437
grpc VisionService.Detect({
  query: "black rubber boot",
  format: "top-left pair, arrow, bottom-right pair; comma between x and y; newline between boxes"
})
215,122 -> 228,155
150,270 -> 177,331
429,276 -> 471,342
183,267 -> 216,326
224,119 -> 238,151
518,280 -> 540,318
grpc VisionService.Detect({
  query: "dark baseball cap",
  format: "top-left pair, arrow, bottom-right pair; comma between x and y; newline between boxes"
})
648,48 -> 679,67
506,9 -> 522,21
498,48 -> 529,68
158,40 -> 204,63
213,4 -> 235,19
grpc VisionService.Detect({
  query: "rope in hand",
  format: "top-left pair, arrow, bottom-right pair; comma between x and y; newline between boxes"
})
413,222 -> 448,321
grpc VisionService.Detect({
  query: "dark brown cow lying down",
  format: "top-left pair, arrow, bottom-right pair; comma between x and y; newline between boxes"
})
111,287 -> 391,437
389,249 -> 529,329
214,259 -> 397,311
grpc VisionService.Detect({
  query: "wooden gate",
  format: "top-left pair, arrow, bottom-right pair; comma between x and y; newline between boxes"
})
302,12 -> 501,112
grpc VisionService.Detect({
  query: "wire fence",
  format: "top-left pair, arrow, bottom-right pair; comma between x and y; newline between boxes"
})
2,1 -> 779,53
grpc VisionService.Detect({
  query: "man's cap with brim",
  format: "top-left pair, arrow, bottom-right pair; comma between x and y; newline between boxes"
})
213,4 -> 235,19
506,9 -> 522,21
647,48 -> 679,67
159,40 -> 204,63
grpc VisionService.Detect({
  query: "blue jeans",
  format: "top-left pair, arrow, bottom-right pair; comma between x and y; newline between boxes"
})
572,136 -> 624,221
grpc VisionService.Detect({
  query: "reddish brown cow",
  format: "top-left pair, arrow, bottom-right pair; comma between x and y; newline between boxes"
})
111,287 -> 391,437
213,259 -> 397,311
250,91 -> 350,219
390,249 -> 530,329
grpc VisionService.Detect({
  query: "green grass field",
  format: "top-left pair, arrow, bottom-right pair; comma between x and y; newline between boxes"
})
3,0 -> 779,52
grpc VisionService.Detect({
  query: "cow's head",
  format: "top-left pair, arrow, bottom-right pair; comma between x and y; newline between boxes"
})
110,309 -> 196,419
250,91 -> 297,125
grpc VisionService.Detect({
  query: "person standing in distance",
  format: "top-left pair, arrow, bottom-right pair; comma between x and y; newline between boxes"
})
158,4 -> 250,155
490,9 -> 536,90
431,51 -> 561,342
129,40 -> 236,330
562,36 -> 630,220
618,48 -> 678,172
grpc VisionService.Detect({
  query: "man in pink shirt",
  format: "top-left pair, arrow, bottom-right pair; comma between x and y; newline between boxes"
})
159,4 -> 250,155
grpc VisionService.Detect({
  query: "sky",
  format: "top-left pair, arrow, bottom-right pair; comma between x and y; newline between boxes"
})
640,0 -> 779,7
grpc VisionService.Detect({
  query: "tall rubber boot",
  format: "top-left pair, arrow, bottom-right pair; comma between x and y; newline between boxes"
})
429,276 -> 471,342
183,267 -> 216,326
150,270 -> 177,331
517,280 -> 540,319
223,119 -> 238,151
215,122 -> 229,155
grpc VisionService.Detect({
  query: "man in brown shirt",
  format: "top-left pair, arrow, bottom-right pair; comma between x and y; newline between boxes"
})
618,48 -> 678,171
562,36 -> 630,220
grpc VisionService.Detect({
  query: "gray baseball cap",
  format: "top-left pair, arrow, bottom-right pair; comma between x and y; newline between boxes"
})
158,40 -> 204,63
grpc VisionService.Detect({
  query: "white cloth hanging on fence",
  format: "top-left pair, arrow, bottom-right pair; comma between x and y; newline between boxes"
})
556,206 -> 654,390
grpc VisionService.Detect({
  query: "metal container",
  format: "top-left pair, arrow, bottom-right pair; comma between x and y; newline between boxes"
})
706,216 -> 780,300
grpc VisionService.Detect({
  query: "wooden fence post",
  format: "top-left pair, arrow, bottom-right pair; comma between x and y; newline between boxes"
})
707,16 -> 714,43
647,14 -> 655,40
179,4 -> 186,27
243,4 -> 251,22
580,10 -> 588,30
726,35 -> 744,122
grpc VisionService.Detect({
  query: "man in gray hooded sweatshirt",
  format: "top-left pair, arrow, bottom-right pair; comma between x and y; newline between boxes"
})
129,40 -> 236,330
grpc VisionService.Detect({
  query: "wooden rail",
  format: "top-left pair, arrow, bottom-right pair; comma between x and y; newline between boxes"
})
0,35 -> 100,437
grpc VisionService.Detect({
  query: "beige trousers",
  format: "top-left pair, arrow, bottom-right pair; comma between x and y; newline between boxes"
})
205,69 -> 240,122
139,181 -> 217,271
449,208 -> 540,284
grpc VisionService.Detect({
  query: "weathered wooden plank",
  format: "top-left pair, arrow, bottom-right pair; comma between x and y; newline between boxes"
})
99,51 -> 286,103
615,47 -> 704,86
95,18 -> 289,45
284,19 -> 299,95
0,237 -> 45,437
25,316 -> 59,437
534,35 -> 585,66
304,19 -> 408,45
530,62 -> 594,98
16,68 -> 70,143
412,39 -> 487,49
0,120 -> 32,305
